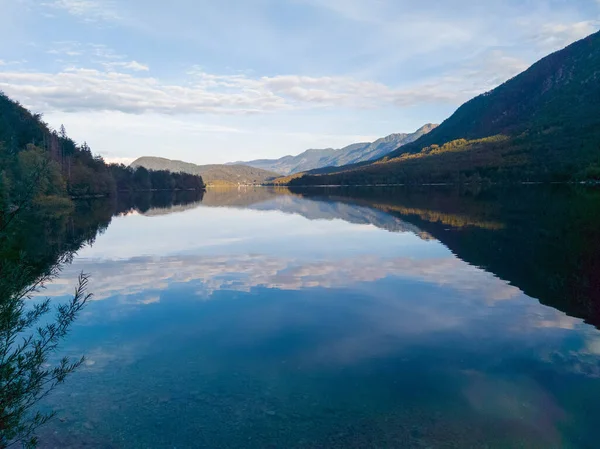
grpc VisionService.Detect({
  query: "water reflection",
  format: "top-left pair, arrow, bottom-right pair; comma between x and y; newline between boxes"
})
287,186 -> 600,328
33,186 -> 600,448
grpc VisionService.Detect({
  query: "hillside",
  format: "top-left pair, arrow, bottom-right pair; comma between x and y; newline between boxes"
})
130,156 -> 278,186
290,30 -> 600,186
0,93 -> 203,209
231,124 -> 437,175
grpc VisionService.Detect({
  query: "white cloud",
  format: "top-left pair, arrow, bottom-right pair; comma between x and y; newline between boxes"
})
43,0 -> 120,22
0,68 -> 285,115
587,337 -> 600,355
535,314 -> 581,330
0,59 -> 27,67
524,20 -> 600,51
446,50 -> 530,96
3,28 -> 541,118
138,295 -> 160,305
40,253 -> 523,303
119,61 -> 149,72
0,60 -> 514,116
46,41 -> 127,62
295,0 -> 388,24
103,156 -> 135,165
6,0 -> 599,163
40,110 -> 384,164
102,60 -> 150,72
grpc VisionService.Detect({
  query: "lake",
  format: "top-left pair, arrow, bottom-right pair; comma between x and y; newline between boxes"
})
31,186 -> 600,448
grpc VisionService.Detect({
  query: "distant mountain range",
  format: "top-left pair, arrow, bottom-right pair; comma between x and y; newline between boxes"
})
130,157 -> 278,186
290,30 -> 600,186
229,124 -> 438,175
129,124 -> 438,184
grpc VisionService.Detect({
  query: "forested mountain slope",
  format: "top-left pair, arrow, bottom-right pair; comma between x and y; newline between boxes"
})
290,30 -> 600,186
232,124 -> 437,175
0,92 -> 204,214
131,156 -> 278,186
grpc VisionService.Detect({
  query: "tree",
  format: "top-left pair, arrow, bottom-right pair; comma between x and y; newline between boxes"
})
133,166 -> 151,191
0,272 -> 91,448
1,92 -> 204,203
0,188 -> 91,448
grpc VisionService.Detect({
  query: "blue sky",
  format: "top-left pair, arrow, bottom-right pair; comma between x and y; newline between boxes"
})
1,0 -> 598,164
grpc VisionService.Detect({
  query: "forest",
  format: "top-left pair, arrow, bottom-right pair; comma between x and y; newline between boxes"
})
289,30 -> 600,186
0,92 -> 205,214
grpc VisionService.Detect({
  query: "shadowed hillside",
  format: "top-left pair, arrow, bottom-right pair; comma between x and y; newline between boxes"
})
131,157 -> 278,186
290,31 -> 600,186
232,124 -> 437,175
0,92 -> 204,207
291,186 -> 600,328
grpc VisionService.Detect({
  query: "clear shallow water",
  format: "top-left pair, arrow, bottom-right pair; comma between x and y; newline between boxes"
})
37,187 -> 600,448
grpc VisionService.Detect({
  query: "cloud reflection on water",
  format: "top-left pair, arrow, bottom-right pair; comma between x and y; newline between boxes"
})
44,253 -> 523,304
34,190 -> 600,449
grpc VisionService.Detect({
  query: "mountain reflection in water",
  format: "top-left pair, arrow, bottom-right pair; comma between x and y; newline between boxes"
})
28,186 -> 600,449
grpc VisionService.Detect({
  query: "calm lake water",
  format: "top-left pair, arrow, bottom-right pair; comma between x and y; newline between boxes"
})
36,186 -> 600,448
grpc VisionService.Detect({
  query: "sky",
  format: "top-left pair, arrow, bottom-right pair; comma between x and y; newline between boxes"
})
0,1 -> 599,165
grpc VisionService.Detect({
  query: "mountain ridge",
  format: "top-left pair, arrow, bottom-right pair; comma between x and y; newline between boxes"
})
289,30 -> 600,186
230,124 -> 438,175
130,157 -> 278,186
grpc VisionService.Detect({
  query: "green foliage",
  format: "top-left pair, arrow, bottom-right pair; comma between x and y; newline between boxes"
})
132,166 -> 152,191
130,156 -> 275,186
233,124 -> 438,175
0,271 -> 91,448
291,30 -> 600,186
580,164 -> 600,181
0,92 -> 205,206
0,187 -> 208,447
15,147 -> 66,199
0,197 -> 104,447
108,164 -> 205,192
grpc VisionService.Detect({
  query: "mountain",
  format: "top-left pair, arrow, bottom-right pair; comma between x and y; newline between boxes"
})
289,30 -> 600,186
231,124 -> 437,175
130,156 -> 278,186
